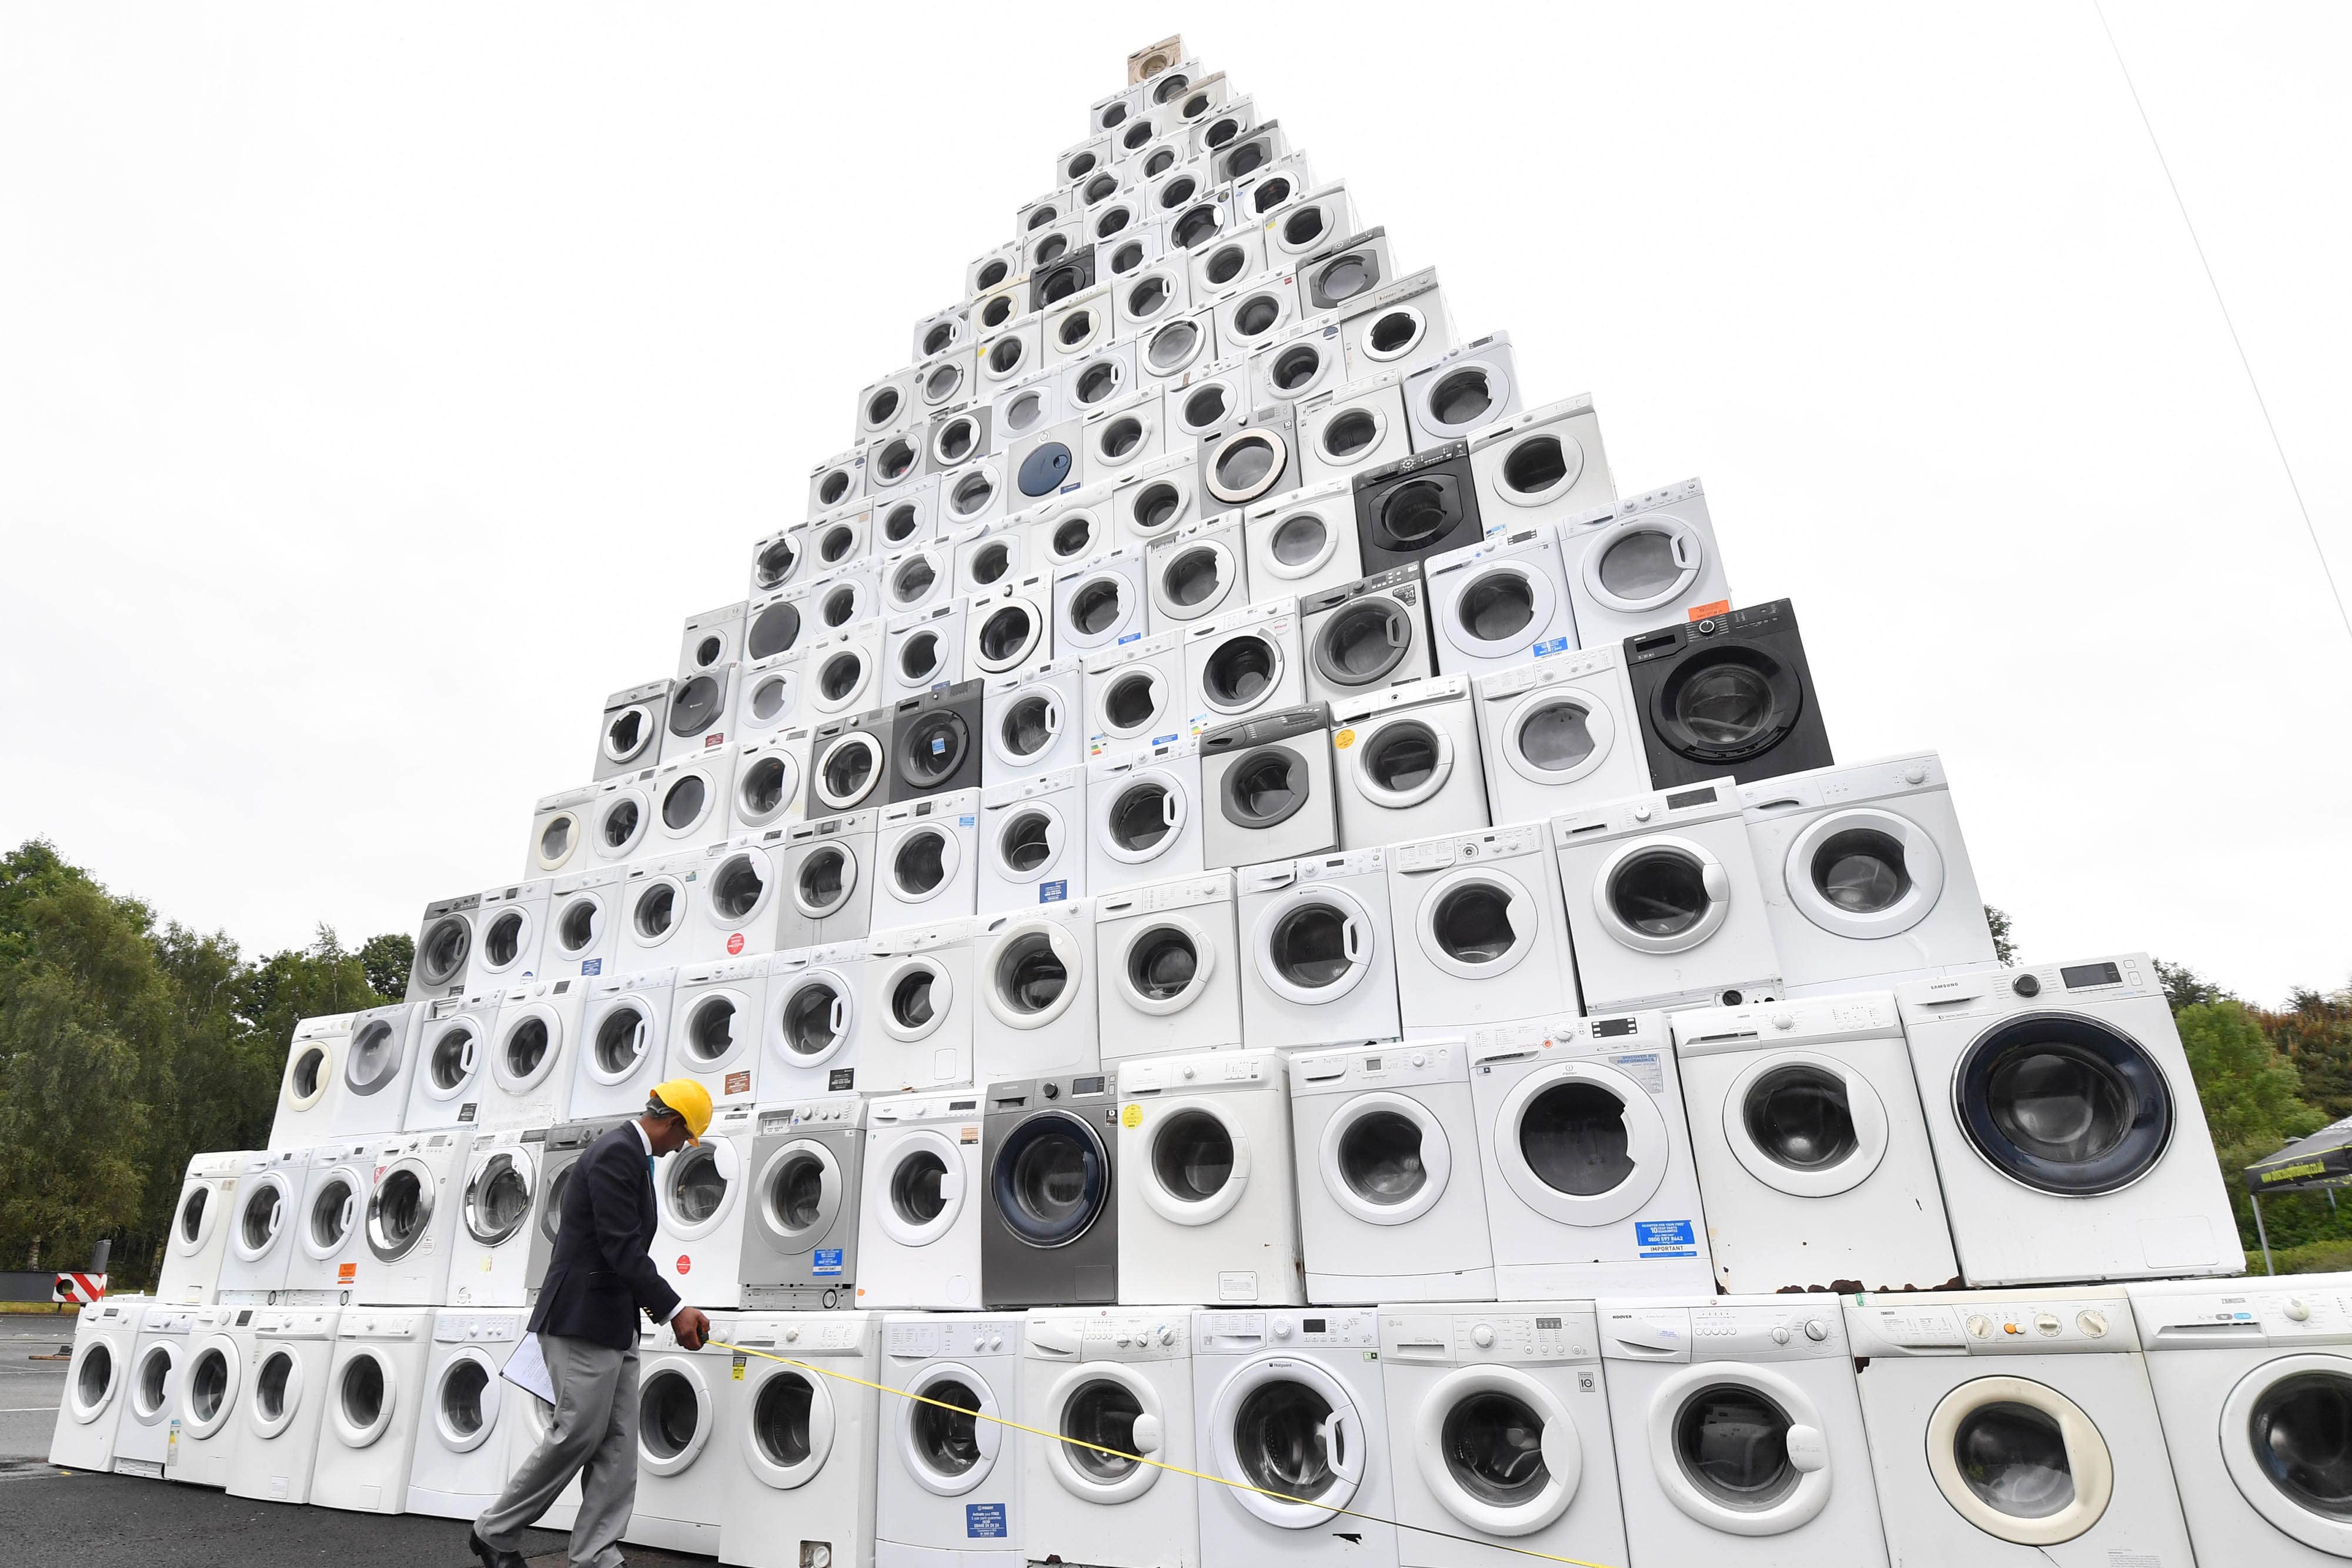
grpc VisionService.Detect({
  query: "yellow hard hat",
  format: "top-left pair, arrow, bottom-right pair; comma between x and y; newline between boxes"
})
650,1078 -> 714,1144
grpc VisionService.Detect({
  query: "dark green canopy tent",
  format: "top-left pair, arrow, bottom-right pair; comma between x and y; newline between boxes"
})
2244,1115 -> 2352,1273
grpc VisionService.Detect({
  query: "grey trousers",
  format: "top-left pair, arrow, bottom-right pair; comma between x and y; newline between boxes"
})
477,1332 -> 639,1568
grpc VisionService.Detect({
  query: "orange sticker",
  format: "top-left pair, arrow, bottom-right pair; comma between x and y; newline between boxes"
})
1332,728 -> 1355,750
725,1071 -> 751,1096
1686,600 -> 1730,621
338,1264 -> 356,1282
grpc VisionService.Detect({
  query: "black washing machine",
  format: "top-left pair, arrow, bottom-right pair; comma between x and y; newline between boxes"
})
1028,245 -> 1098,315
1351,439 -> 1485,573
1299,564 -> 1436,708
979,1072 -> 1120,1308
1625,598 -> 1833,788
890,678 -> 985,803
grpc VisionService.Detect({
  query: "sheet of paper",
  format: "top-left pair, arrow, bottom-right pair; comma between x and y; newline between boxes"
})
502,1329 -> 556,1406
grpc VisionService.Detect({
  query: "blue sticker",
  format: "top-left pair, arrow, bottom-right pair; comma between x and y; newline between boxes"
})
931,735 -> 947,754
580,959 -> 602,977
1532,637 -> 1571,658
958,815 -> 977,828
1117,631 -> 1141,644
965,1503 -> 1007,1539
1040,880 -> 1068,903
1636,1220 -> 1698,1257
812,1248 -> 843,1277
1151,733 -> 1177,746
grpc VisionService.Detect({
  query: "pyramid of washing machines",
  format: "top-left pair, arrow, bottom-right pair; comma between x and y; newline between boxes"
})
60,38 -> 2349,1568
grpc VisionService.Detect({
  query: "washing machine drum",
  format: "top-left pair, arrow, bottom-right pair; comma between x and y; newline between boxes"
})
896,706 -> 973,793
1362,472 -> 1474,561
1953,1014 -> 2174,1196
1647,644 -> 1804,767
2221,1355 -> 2352,1552
903,1366 -> 1004,1493
754,1139 -> 846,1256
1312,595 -> 1414,691
990,1111 -> 1110,1247
465,1152 -> 534,1246
368,1161 -> 436,1262
1218,743 -> 1312,831
1212,1358 -> 1367,1526
1352,716 -> 1454,808
1416,1369 -> 1582,1537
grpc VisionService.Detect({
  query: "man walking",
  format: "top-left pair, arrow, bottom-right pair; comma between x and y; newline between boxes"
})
471,1081 -> 717,1568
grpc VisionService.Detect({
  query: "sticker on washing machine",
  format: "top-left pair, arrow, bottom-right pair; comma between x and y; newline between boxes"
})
338,1263 -> 357,1283
457,1102 -> 477,1124
1609,1053 -> 1666,1094
1040,880 -> 1068,902
1686,599 -> 1730,622
1531,637 -> 1571,658
1152,732 -> 1178,746
1121,1103 -> 1144,1129
1636,1220 -> 1698,1258
965,1502 -> 1008,1539
731,1353 -> 746,1380
581,959 -> 602,976
827,1068 -> 856,1093
1332,727 -> 1355,749
726,1071 -> 751,1097
676,1255 -> 691,1274
1118,631 -> 1141,644
931,734 -> 948,754
726,932 -> 745,956
958,815 -> 976,828
812,1248 -> 844,1278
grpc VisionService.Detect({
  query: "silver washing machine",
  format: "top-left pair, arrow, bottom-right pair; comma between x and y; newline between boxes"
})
1299,565 -> 1435,709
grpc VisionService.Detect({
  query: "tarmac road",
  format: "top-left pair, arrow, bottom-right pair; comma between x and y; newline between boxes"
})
0,1316 -> 74,1462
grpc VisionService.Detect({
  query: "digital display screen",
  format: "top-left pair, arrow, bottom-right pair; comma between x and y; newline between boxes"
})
1304,1319 -> 1326,1333
1663,787 -> 1718,810
1593,1018 -> 1637,1038
2061,962 -> 2123,990
1074,1076 -> 1105,1095
1364,1057 -> 1382,1072
949,1099 -> 978,1111
1536,1316 -> 1561,1330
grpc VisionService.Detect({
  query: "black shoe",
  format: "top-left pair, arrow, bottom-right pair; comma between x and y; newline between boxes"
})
467,1528 -> 527,1568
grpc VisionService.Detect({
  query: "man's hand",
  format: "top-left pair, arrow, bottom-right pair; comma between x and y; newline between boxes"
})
672,1306 -> 711,1352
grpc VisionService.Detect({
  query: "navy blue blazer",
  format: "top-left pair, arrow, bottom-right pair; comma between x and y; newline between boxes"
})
529,1122 -> 681,1350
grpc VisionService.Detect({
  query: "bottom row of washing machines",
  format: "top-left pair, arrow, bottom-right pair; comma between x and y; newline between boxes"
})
52,1276 -> 2352,1566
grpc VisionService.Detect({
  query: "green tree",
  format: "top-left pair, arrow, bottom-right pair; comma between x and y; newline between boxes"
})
2262,985 -> 2352,1124
1983,905 -> 2014,965
359,931 -> 413,1002
2156,958 -> 2233,1012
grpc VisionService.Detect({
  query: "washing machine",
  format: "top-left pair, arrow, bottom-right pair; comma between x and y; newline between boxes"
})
717,1312 -> 885,1568
975,900 -> 1100,1085
1111,449 -> 1217,551
1093,870 -> 1243,1061
738,1095 -> 863,1310
886,601 -> 967,702
1741,752 -> 2000,995
587,767 -> 657,868
650,1102 -> 758,1307
158,1149 -> 249,1305
662,661 -> 740,761
1896,955 -> 2240,1285
1147,514 -> 1251,630
1301,566 -> 1436,709
953,519 -> 1033,599
891,677 -> 987,803
49,1296 -> 144,1472
644,747 -> 737,860
1117,1050 -> 1299,1306
1020,1308 -> 1200,1568
403,989 -> 499,1132
981,1072 -> 1120,1309
861,919 -> 979,1094
1328,676 -> 1487,848
542,865 -> 626,979
980,764 -> 1089,914
526,783 -> 596,881
168,1303 -> 250,1486
471,878 -> 552,991
1194,400 -> 1303,516
1628,599 -> 1832,791
774,807 -> 880,950
1027,483 -> 1118,574
624,1311 -> 740,1554
679,600 -> 749,680
1267,178 -> 1358,262
1424,524 -> 1578,678
1184,596 -> 1303,732
858,1089 -> 988,1311
285,1141 -> 373,1302
1053,547 -> 1152,658
358,1128 -> 473,1306
225,1305 -> 342,1504
1603,1296 -> 1890,1566
803,623 -> 888,722
984,656 -> 1085,782
876,788 -> 982,927
732,730 -> 810,841
1190,223 -> 1266,301
1245,477 -> 1367,601
594,678 -> 670,781
524,1115 -> 629,1304
759,938 -> 869,1095
477,977 -> 583,1129
1297,373 -> 1412,496
113,1303 -> 195,1475
1352,440 -> 1487,577
568,965 -> 677,1121
1555,778 -> 1785,1012
965,574 -> 1055,683
1087,737 -> 1205,895
1238,850 -> 1401,1051
403,1308 -> 528,1518
667,955 -> 769,1111
1379,1301 -> 1629,1568
1847,1286 -> 2193,1566
876,1312 -> 1026,1568
1474,648 -> 1649,827
310,1306 -> 433,1513
406,892 -> 479,1005
2128,1273 -> 2352,1566
1288,1037 -> 1494,1303
807,706 -> 896,820
1471,1013 -> 1716,1297
616,853 -> 704,971
1199,704 -> 1339,870
442,1126 -> 542,1308
1466,394 -> 1617,530
1401,332 -> 1522,449
1389,824 -> 1580,1035
1561,476 -> 1732,646
269,1012 -> 355,1149
218,1149 -> 306,1302
1083,629 -> 1188,760
744,588 -> 814,666
333,1002 -> 420,1139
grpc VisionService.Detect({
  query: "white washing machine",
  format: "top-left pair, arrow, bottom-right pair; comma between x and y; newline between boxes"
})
1379,1300 -> 1629,1568
568,965 -> 677,1121
1147,514 -> 1252,630
965,574 -> 1055,683
1184,596 -> 1303,733
736,652 -> 807,748
270,1012 -> 355,1148
1192,1308 -> 1395,1566
739,1095 -> 864,1310
1403,332 -> 1522,446
1238,850 -> 1401,1051
1473,647 -> 1649,827
472,878 -> 552,989
1245,477 -> 1367,602
1331,676 -> 1490,848
975,900 -> 1100,1085
594,678 -> 670,781
1083,629 -> 1188,760
679,600 -> 749,680
1093,870 -> 1243,1061
1470,1014 -> 1716,1297
2128,1273 -> 2352,1566
617,852 -> 705,971
1558,477 -> 1733,643
1086,737 -> 1205,896
404,1308 -> 528,1519
652,1102 -> 758,1307
1554,778 -> 1785,1012
979,764 -> 1089,914
527,782 -> 596,881
543,865 -> 626,981
1388,824 -> 1580,1036
765,942 -> 868,1098
953,519 -> 1033,599
1288,1038 -> 1494,1304
1423,524 -> 1579,678
886,601 -> 968,702
876,788 -> 982,926
1110,449 -> 1217,550
1198,704 -> 1339,871
1053,549 -> 1154,663
1297,373 -> 1414,494
861,920 -> 980,1094
802,622 -> 887,722
624,1312 -> 740,1555
403,989 -> 499,1133
1466,394 -> 1618,527
358,1129 -> 473,1306
1118,1049 -> 1299,1306
587,768 -> 656,868
731,733 -> 809,839
1847,1287 -> 2192,1566
857,1089 -> 988,1311
224,1305 -> 342,1505
113,1304 -> 195,1476
1742,752 -> 2002,995
310,1306 -> 434,1514
667,955 -> 771,1111
1603,1296 -> 1889,1566
1020,1308 -> 1200,1568
1301,566 -> 1436,710
169,1303 -> 251,1486
984,656 -> 1085,783
442,1126 -> 542,1309
284,1140 -> 373,1303
646,746 -> 739,858
49,1296 -> 144,1472
158,1149 -> 249,1305
717,1312 -> 884,1568
1896,955 -> 2240,1285
876,1312 -> 1026,1568
775,808 -> 880,950
478,977 -> 583,1129
218,1149 -> 306,1302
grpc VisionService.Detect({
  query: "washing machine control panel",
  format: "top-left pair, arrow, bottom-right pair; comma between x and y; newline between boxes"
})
887,1315 -> 1019,1358
1378,1308 -> 1597,1365
2130,1287 -> 2352,1345
433,1312 -> 524,1343
1196,1310 -> 1375,1350
1849,1295 -> 2142,1356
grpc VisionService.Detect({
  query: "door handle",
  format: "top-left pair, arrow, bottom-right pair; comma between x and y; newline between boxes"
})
1342,918 -> 1363,964
828,995 -> 848,1036
1384,610 -> 1408,649
1162,790 -> 1180,828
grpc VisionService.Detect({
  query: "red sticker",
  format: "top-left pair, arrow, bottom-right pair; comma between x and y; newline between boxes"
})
1686,599 -> 1730,621
676,1255 -> 691,1274
726,932 -> 745,956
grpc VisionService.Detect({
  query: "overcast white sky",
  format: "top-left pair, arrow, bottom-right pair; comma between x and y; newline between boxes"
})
3,4 -> 2346,1005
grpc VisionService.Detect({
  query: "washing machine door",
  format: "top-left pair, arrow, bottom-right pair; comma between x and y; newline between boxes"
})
1255,500 -> 1349,589
1952,1012 -> 2176,1196
878,951 -> 955,1044
1498,683 -> 1622,791
990,1109 -> 1111,1248
1137,1096 -> 1254,1226
1216,742 -> 1314,835
1196,625 -> 1289,718
1112,911 -> 1219,1018
814,728 -> 888,814
1577,514 -> 1710,616
1253,883 -> 1377,1007
792,839 -> 863,922
1361,470 -> 1476,564
492,1005 -> 567,1096
1060,563 -> 1146,653
886,819 -> 966,908
1492,1059 -> 1670,1226
429,1345 -> 506,1454
1310,591 -> 1415,692
1645,642 -> 1805,770
1154,533 -> 1244,624
282,1034 -> 337,1118
971,597 -> 1047,676
232,1171 -> 295,1265
535,1156 -> 579,1256
303,1165 -> 365,1262
1921,1375 -> 2113,1546
1411,864 -> 1542,982
741,1358 -> 839,1489
895,703 -> 976,795
676,986 -> 754,1077
658,1139 -> 741,1242
739,661 -> 802,737
415,910 -> 475,994
181,1334 -> 243,1440
1719,1050 -> 1892,1199
584,992 -> 660,1089
990,684 -> 1067,772
368,1159 -> 438,1263
874,1129 -> 970,1249
637,1358 -> 715,1477
415,1015 -> 486,1108
1208,1355 -> 1368,1527
342,1014 -> 413,1117
595,784 -> 652,862
770,964 -> 858,1074
993,797 -> 1077,887
810,640 -> 878,716
1591,835 -> 1733,955
1094,767 -> 1191,870
1346,712 -> 1455,811
1778,805 -> 1949,939
1645,1362 -> 1836,1536
246,1342 -> 308,1440
983,917 -> 1086,1031
1317,1089 -> 1454,1226
1092,660 -> 1175,745
1044,1361 -> 1169,1503
898,1362 -> 1005,1496
751,1136 -> 846,1262
330,1344 -> 399,1448
1441,559 -> 1560,664
1414,1365 -> 1583,1537
2219,1352 -> 2352,1553
66,1333 -> 124,1427
463,1151 -> 536,1248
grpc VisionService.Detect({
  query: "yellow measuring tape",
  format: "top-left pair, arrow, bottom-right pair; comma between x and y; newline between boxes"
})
706,1338 -> 1623,1568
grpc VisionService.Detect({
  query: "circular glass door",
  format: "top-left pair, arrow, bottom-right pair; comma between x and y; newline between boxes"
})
367,1161 -> 435,1262
878,954 -> 953,1044
990,1111 -> 1110,1248
1953,1014 -> 2174,1195
898,1364 -> 1004,1495
660,1142 -> 739,1241
971,600 -> 1044,675
990,688 -> 1063,771
1923,1375 -> 2113,1546
1720,1051 -> 1891,1198
1155,537 -> 1240,622
1782,807 -> 1949,939
1253,885 -> 1374,1006
2219,1353 -> 2352,1553
465,1152 -> 534,1246
815,730 -> 887,814
1257,503 -> 1345,584
984,918 -> 1085,1031
1495,1061 -> 1669,1226
637,1362 -> 713,1476
1488,429 -> 1589,509
1413,867 -> 1540,981
1210,1358 -> 1366,1527
246,1345 -> 302,1439
1363,473 -> 1470,559
1115,914 -> 1214,1016
343,1014 -> 410,1106
131,1337 -> 178,1428
182,1338 -> 241,1439
678,989 -> 751,1076
1318,1091 -> 1451,1225
1444,561 -> 1556,661
417,1018 -> 483,1105
1045,1364 -> 1165,1503
331,1346 -> 393,1447
283,1038 -> 335,1114
1648,645 -> 1802,768
1094,664 -> 1171,744
753,1139 -> 841,1258
1649,1364 -> 1833,1535
68,1338 -> 121,1425
585,995 -> 656,1088
1503,686 -> 1617,790
887,823 -> 963,908
1217,743 -> 1311,833
1060,566 -> 1144,652
1198,630 -> 1286,717
793,842 -> 860,920
771,967 -> 855,1072
875,1129 -> 967,1249
1311,594 -> 1412,690
1095,771 -> 1187,868
431,1348 -> 502,1452
1349,716 -> 1452,810
1578,515 -> 1705,613
233,1173 -> 290,1263
1592,836 -> 1731,955
415,912 -> 472,992
1140,1099 -> 1251,1225
993,801 -> 1073,887
896,706 -> 974,794
492,1007 -> 563,1095
1415,1366 -> 1581,1537
304,1169 -> 361,1261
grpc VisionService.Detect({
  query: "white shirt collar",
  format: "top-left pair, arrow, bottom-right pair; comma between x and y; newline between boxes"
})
632,1119 -> 653,1156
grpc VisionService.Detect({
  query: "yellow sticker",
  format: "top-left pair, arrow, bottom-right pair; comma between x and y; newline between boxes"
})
1332,728 -> 1356,750
1120,1103 -> 1144,1129
731,1362 -> 744,1380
